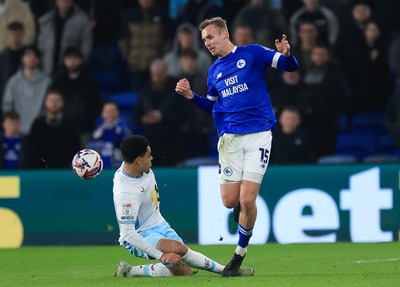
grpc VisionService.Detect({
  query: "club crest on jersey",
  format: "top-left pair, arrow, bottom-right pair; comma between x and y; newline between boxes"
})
122,203 -> 132,215
223,167 -> 233,176
236,59 -> 246,68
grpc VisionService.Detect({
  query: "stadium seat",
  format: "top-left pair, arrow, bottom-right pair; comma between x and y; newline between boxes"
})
361,133 -> 400,163
376,133 -> 400,155
108,92 -> 138,109
338,114 -> 350,133
351,112 -> 386,134
335,131 -> 377,161
317,154 -> 358,164
107,92 -> 139,132
363,154 -> 400,163
179,156 -> 219,167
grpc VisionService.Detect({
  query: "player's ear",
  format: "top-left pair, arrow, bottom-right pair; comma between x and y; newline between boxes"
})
224,30 -> 229,39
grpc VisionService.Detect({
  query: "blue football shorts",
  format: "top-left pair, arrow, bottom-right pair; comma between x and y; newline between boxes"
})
121,221 -> 183,260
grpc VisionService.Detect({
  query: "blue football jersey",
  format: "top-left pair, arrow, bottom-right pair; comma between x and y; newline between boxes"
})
207,44 -> 286,136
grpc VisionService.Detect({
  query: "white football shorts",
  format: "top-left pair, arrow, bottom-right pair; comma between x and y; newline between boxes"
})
218,130 -> 272,184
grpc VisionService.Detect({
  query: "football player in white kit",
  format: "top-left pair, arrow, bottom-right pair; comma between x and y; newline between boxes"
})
113,135 -> 254,277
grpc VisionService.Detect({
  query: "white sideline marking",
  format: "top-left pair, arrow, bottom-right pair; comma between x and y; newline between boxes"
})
350,258 -> 400,264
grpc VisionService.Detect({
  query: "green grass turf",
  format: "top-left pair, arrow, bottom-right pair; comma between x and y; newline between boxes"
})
0,243 -> 399,287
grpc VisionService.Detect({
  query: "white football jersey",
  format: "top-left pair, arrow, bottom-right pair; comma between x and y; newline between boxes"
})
113,164 -> 165,258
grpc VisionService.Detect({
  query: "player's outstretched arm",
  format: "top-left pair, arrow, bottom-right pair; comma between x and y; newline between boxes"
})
275,34 -> 299,72
175,78 -> 215,113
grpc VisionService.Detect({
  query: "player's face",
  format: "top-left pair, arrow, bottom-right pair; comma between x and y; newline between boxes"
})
139,147 -> 153,173
202,24 -> 228,57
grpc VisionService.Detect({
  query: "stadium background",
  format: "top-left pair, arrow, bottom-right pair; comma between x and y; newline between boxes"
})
1,164 -> 398,248
0,0 -> 399,248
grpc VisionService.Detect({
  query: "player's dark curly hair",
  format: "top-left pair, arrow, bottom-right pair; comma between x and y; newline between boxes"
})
120,135 -> 149,163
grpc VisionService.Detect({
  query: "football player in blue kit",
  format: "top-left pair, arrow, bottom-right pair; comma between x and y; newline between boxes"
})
176,17 -> 299,277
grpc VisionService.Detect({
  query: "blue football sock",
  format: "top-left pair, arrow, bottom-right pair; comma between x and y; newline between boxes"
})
238,224 -> 253,248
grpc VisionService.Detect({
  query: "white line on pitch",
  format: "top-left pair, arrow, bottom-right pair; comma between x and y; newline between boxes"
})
349,258 -> 400,264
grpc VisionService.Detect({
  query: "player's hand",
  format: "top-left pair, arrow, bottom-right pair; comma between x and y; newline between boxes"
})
160,253 -> 181,265
275,34 -> 291,57
175,78 -> 194,99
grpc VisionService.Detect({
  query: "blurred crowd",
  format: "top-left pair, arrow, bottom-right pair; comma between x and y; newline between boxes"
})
0,0 -> 400,169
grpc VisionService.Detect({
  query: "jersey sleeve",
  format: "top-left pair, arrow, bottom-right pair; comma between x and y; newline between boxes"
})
191,92 -> 215,113
251,44 -> 299,72
115,186 -> 163,260
251,44 -> 281,70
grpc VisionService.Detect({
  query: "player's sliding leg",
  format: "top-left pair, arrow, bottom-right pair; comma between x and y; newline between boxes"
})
115,260 -> 192,277
182,248 -> 224,274
115,259 -> 254,277
158,239 -> 226,275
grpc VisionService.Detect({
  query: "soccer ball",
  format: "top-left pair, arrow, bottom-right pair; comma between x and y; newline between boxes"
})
72,149 -> 103,180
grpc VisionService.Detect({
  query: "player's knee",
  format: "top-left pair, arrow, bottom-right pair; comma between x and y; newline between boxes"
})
240,198 -> 256,211
222,197 -> 237,208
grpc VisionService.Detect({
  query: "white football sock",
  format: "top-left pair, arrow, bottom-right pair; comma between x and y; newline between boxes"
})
235,246 -> 247,257
182,249 -> 224,274
128,263 -> 172,277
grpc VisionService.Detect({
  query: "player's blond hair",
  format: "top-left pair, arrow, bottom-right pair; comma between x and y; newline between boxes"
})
199,17 -> 228,32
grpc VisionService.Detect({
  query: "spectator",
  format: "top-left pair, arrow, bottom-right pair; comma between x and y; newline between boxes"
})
51,47 -> 102,146
119,0 -> 173,92
233,0 -> 288,47
178,47 -> 214,159
335,0 -> 373,73
290,0 -> 339,46
269,71 -> 306,114
269,106 -> 315,164
232,23 -> 254,46
299,43 -> 351,158
175,0 -> 225,28
0,21 -> 25,113
349,19 -> 391,113
0,110 -> 23,169
0,0 -> 35,52
2,46 -> 51,136
291,20 -> 319,74
281,0 -> 303,22
25,89 -> 81,168
28,0 -> 54,19
89,101 -> 131,168
88,0 -> 122,72
385,34 -> 400,145
164,23 -> 212,79
222,0 -> 246,24
134,59 -> 187,166
37,0 -> 92,75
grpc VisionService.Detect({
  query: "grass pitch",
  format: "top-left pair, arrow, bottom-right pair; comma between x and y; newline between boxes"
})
0,243 -> 399,287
